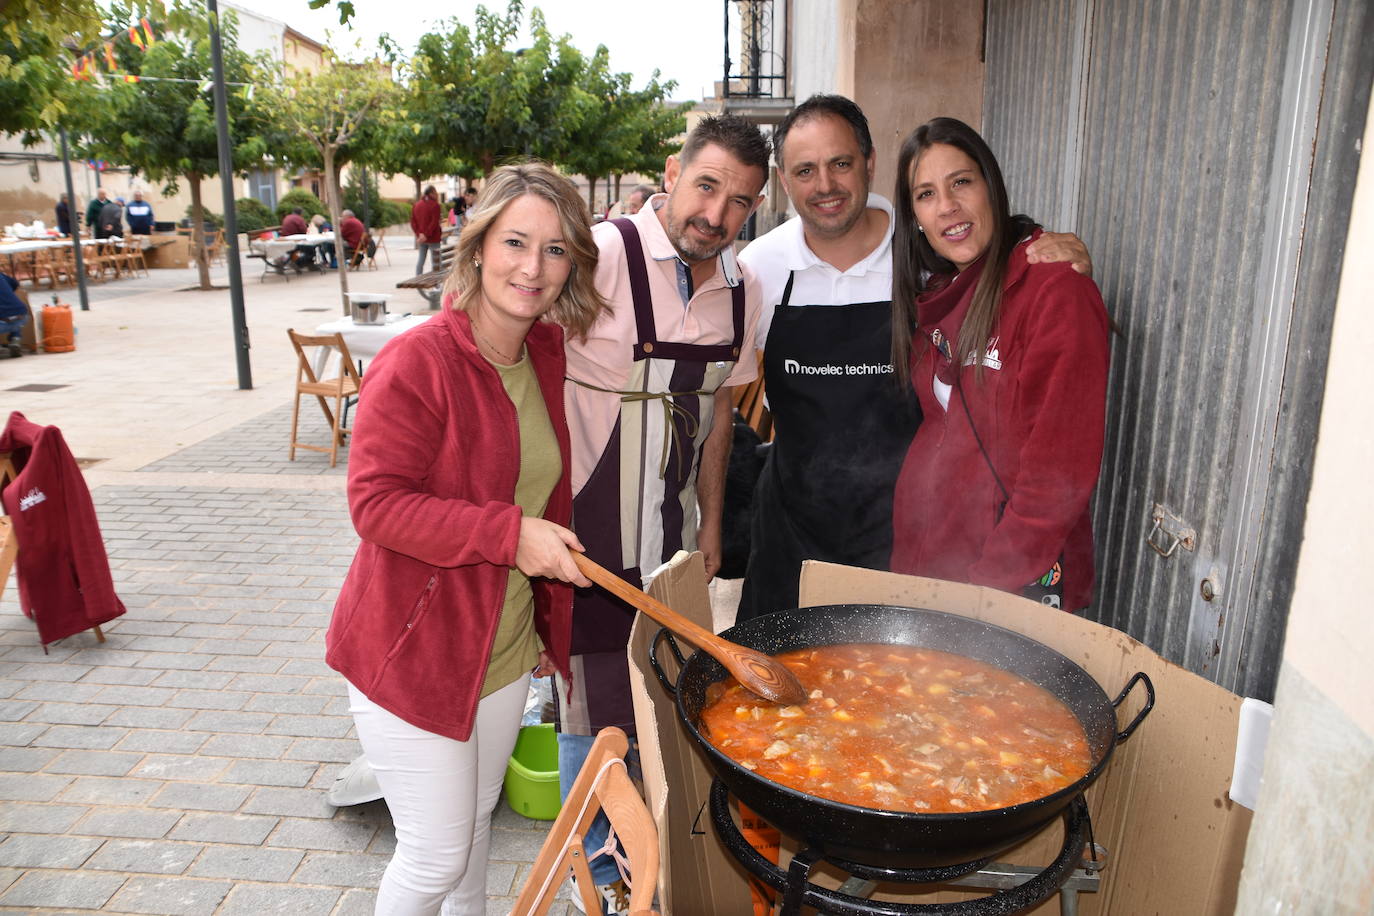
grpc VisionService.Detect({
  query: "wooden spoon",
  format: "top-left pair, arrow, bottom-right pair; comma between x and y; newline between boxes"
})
573,553 -> 807,707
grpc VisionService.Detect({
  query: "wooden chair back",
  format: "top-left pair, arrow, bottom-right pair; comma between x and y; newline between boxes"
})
512,727 -> 660,916
369,226 -> 389,266
731,350 -> 773,441
0,454 -> 16,599
286,329 -> 363,468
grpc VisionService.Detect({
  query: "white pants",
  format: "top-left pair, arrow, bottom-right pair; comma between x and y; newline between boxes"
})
347,677 -> 527,915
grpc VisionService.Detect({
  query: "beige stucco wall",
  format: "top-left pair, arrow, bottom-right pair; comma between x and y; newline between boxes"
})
849,0 -> 985,201
0,138 -> 247,231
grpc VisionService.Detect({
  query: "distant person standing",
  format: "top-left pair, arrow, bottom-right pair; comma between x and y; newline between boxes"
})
97,196 -> 124,239
84,189 -> 108,236
125,190 -> 154,235
55,194 -> 73,237
411,185 -> 443,274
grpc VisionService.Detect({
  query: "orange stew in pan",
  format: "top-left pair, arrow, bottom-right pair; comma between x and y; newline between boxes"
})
700,644 -> 1091,813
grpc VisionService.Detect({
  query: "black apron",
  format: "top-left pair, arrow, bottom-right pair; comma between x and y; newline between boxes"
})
558,217 -> 743,735
737,272 -> 922,621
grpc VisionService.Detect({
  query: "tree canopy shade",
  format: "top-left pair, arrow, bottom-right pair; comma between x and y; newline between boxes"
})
0,1 -> 160,140
406,0 -> 688,197
558,45 -> 687,209
266,56 -> 401,312
75,8 -> 272,289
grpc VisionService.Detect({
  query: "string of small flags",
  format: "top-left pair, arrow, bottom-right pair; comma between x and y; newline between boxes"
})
70,18 -> 157,82
67,18 -> 258,100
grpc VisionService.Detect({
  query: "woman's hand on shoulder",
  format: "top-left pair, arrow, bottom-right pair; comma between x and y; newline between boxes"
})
1026,231 -> 1093,277
516,518 -> 591,587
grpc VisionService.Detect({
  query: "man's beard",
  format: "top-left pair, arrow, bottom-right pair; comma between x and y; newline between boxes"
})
665,206 -> 729,263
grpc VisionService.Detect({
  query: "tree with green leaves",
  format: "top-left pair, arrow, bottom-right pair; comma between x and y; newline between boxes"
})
268,54 -> 401,312
408,1 -> 595,177
0,1 -> 172,141
558,46 -> 686,210
75,8 -> 271,290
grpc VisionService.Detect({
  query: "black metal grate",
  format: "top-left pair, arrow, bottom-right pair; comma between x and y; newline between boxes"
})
723,0 -> 787,99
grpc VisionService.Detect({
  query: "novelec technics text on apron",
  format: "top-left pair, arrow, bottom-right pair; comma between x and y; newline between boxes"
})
738,271 -> 921,620
561,217 -> 743,735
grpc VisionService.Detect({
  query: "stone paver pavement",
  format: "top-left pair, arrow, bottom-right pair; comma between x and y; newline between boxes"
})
0,251 -> 584,914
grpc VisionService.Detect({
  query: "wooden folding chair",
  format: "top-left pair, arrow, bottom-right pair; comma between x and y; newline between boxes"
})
287,329 -> 362,468
204,228 -> 226,266
123,237 -> 150,277
0,456 -> 17,602
29,249 -> 61,289
512,726 -> 660,916
370,226 -> 389,266
731,350 -> 773,441
347,234 -> 374,271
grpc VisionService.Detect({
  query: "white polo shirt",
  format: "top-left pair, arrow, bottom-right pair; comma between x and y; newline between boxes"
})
738,192 -> 896,352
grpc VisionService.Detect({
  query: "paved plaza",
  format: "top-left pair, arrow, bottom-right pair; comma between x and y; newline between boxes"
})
0,246 -> 584,914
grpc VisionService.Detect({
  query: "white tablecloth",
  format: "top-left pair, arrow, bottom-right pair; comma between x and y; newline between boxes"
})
252,233 -> 336,261
312,312 -> 433,376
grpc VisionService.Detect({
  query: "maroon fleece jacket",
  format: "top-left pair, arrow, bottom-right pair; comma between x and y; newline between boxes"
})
325,308 -> 573,741
890,232 -> 1110,612
0,411 -> 126,645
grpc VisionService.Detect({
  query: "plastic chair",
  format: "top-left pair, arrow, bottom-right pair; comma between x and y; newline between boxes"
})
287,329 -> 362,468
511,726 -> 660,916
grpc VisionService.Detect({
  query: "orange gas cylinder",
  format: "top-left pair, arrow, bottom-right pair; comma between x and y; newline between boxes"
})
40,303 -> 75,352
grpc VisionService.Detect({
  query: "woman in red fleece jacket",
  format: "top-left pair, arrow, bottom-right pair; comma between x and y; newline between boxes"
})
325,162 -> 605,914
889,118 -> 1110,613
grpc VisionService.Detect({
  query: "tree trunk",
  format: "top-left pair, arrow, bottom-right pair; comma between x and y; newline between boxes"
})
324,147 -> 350,315
481,152 -> 494,176
188,174 -> 211,291
614,173 -> 623,202
587,175 -> 597,212
413,175 -> 422,198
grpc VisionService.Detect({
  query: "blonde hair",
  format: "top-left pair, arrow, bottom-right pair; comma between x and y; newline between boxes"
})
442,161 -> 607,339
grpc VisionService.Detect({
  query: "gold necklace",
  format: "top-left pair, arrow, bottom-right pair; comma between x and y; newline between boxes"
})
471,317 -> 521,364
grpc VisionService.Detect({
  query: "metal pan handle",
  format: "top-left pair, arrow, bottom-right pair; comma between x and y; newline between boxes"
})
647,626 -> 687,698
1111,671 -> 1155,742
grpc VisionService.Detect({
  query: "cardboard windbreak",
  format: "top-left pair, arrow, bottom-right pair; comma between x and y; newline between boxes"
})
627,556 -> 1252,915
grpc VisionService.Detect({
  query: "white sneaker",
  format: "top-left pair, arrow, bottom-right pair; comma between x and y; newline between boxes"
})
327,754 -> 383,806
568,877 -> 629,915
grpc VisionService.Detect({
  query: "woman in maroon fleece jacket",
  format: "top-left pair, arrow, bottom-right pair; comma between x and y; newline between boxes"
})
326,162 -> 605,914
889,118 -> 1110,613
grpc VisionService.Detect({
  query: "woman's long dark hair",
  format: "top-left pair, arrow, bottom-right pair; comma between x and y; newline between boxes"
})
892,118 -> 1035,384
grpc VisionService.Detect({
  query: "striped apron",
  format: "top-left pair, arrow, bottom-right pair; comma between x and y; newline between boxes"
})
557,217 -> 744,736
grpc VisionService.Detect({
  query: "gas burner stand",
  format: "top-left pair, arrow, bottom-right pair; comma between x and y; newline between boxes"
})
709,780 -> 1105,915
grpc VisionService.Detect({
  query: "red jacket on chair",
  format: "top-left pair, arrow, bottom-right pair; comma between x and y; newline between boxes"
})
0,411 -> 126,645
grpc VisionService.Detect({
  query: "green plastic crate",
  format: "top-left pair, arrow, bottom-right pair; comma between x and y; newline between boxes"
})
504,723 -> 561,820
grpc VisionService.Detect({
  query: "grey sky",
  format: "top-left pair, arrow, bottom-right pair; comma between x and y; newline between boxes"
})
222,0 -> 723,103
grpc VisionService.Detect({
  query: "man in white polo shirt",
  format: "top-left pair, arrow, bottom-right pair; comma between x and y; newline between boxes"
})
736,94 -> 1090,621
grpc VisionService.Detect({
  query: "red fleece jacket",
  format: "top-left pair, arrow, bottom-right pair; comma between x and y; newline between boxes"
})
0,411 -> 126,645
325,308 -> 573,741
409,196 -> 441,244
890,232 -> 1109,612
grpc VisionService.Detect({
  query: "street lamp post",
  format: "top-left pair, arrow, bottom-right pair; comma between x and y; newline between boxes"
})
58,127 -> 90,312
207,0 -> 252,390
